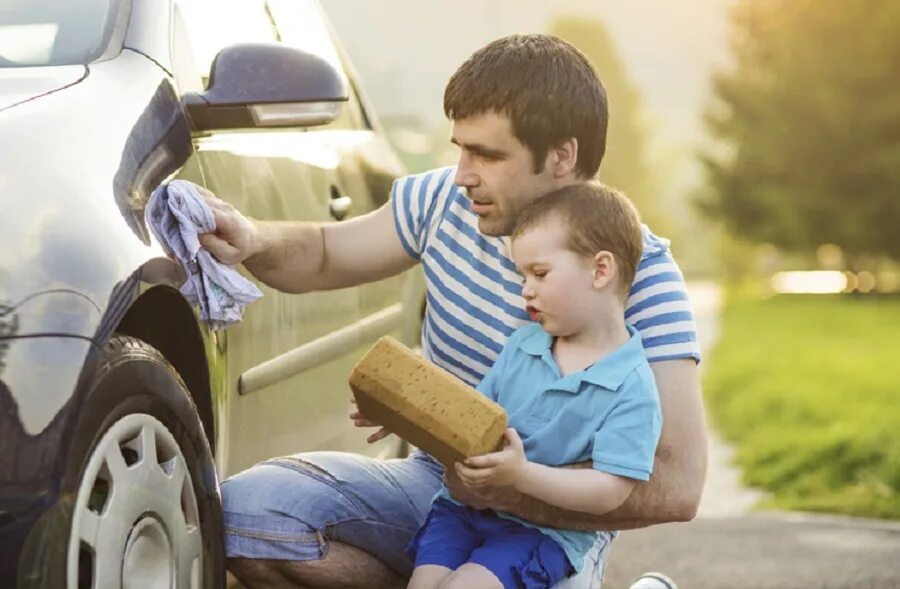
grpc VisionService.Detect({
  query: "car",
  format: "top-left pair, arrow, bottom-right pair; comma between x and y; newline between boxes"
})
0,0 -> 423,586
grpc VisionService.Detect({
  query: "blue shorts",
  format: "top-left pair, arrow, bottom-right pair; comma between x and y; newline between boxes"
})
408,499 -> 574,589
221,450 -> 611,586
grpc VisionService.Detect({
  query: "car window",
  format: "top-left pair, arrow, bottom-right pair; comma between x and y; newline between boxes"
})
170,3 -> 203,94
265,0 -> 340,72
176,0 -> 277,85
0,0 -> 120,67
266,0 -> 369,131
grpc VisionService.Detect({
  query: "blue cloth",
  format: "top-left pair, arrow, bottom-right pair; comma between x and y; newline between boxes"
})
408,499 -> 573,589
146,180 -> 262,329
434,323 -> 662,571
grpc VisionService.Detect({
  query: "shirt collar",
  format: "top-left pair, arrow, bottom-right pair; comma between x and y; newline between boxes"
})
517,325 -> 645,392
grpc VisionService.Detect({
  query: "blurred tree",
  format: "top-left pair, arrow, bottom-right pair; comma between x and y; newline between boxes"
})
550,16 -> 670,234
701,0 -> 900,265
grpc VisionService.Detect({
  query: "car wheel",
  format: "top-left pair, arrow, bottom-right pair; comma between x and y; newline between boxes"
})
59,336 -> 224,588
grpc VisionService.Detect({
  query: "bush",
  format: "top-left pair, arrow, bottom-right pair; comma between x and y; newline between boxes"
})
704,295 -> 900,519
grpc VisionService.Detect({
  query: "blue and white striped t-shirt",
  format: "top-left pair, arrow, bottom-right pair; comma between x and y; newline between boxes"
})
391,166 -> 700,387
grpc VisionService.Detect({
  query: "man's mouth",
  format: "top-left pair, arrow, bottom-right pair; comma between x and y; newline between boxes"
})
470,199 -> 493,215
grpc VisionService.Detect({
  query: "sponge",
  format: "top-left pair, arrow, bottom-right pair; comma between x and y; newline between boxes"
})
349,336 -> 507,467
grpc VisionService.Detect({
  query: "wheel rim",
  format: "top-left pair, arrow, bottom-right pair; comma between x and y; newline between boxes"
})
67,413 -> 203,589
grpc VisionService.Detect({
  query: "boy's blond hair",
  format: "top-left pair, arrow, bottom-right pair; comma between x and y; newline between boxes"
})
512,183 -> 643,297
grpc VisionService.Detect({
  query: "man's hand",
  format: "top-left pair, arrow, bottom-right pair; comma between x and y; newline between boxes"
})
455,428 -> 528,488
349,399 -> 391,444
197,188 -> 262,265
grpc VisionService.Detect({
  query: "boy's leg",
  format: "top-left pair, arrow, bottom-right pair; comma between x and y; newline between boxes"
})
407,565 -> 454,589
221,450 -> 443,587
438,563 -> 504,589
407,499 -> 481,588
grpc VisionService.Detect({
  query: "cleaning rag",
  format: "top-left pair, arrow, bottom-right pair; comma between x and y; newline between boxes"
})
146,179 -> 263,329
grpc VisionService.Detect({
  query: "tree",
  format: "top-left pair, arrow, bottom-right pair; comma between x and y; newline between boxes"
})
701,0 -> 900,264
549,16 -> 670,234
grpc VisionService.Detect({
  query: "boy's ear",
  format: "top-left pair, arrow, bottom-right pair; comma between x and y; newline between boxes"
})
592,251 -> 617,289
550,137 -> 578,179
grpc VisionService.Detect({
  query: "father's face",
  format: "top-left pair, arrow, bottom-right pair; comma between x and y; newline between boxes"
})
451,112 -> 563,237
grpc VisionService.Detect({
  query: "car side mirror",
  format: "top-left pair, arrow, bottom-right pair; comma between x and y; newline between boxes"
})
184,43 -> 348,131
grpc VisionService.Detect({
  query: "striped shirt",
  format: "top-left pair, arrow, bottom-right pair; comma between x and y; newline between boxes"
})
391,167 -> 700,387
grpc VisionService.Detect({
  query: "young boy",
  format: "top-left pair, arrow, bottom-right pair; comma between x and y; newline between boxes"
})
406,183 -> 663,589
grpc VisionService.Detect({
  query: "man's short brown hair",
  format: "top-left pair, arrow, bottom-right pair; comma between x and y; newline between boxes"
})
512,183 -> 643,296
444,34 -> 608,180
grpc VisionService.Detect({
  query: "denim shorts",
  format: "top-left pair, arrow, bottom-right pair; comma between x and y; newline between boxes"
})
221,450 -> 612,586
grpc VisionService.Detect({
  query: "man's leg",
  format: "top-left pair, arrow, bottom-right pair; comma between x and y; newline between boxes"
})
553,531 -> 615,588
221,451 -> 443,588
229,542 -> 406,588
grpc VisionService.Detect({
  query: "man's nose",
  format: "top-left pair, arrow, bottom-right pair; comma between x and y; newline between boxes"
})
454,155 -> 478,188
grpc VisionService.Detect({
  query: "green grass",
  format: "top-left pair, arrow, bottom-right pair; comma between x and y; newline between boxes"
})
704,294 -> 900,519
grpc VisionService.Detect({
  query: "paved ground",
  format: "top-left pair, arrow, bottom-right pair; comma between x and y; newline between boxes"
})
603,282 -> 900,589
602,513 -> 900,589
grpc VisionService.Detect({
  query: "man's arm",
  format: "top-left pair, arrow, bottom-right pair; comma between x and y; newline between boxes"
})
446,358 -> 708,531
199,194 -> 415,293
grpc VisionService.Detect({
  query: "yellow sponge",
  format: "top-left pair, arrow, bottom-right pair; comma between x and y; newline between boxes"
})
349,336 -> 507,467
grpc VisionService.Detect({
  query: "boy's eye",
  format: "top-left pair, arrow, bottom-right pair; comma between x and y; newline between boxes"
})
534,270 -> 547,278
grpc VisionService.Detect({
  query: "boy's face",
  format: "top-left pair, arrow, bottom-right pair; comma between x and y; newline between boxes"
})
451,112 -> 565,237
511,222 -> 597,337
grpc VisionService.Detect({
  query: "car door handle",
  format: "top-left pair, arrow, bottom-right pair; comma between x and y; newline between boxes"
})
330,195 -> 352,221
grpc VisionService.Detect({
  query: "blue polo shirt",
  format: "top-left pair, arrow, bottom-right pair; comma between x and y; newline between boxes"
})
436,322 -> 662,571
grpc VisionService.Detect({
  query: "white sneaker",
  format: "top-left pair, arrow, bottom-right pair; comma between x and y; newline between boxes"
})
628,572 -> 679,589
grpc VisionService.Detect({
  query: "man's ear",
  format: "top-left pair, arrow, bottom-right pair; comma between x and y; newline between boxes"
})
592,251 -> 617,289
550,137 -> 578,179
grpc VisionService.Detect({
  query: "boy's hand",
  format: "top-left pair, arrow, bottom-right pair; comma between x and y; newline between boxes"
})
443,469 -> 509,510
455,428 -> 527,488
349,399 -> 390,443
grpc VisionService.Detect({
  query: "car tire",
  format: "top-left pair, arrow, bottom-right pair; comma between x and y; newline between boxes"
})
21,335 -> 225,588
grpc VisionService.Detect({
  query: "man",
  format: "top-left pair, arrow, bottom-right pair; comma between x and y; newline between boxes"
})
204,34 -> 707,588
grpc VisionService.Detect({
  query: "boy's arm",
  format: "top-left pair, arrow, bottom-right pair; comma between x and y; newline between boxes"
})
514,463 -> 636,516
455,429 -> 638,517
447,358 -> 706,530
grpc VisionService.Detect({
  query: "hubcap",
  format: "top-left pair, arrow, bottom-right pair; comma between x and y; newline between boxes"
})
67,414 -> 203,588
123,517 -> 171,588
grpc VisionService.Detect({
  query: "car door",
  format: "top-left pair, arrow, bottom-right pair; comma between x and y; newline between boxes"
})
172,0 -> 402,476
264,0 -> 422,456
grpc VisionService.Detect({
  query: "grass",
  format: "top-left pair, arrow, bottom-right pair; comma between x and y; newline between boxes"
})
703,294 -> 900,519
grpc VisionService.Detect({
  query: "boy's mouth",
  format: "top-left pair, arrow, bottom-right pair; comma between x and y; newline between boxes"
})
526,305 -> 541,321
